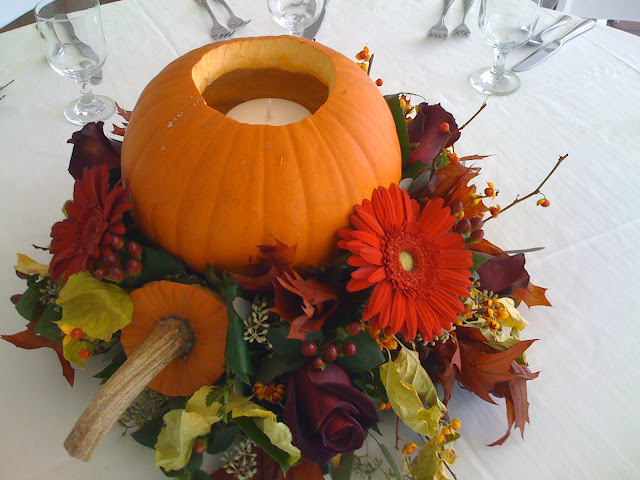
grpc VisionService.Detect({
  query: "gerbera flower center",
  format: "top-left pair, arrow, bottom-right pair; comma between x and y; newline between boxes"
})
399,251 -> 414,271
383,223 -> 440,296
76,207 -> 108,253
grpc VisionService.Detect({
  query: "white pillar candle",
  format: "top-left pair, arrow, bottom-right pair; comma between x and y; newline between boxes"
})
226,98 -> 311,126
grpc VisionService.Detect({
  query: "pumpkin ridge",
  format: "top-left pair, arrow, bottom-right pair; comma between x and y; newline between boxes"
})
174,114 -> 233,267
282,124 -> 311,265
202,119 -> 248,271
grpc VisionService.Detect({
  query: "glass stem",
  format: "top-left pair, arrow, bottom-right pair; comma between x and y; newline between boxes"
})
290,27 -> 303,37
77,81 -> 97,111
490,49 -> 510,77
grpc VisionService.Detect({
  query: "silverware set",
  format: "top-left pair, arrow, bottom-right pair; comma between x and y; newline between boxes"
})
193,0 -> 250,39
0,79 -> 14,101
428,0 -> 475,38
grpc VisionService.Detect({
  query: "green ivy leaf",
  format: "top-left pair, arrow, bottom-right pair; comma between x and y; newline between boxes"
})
384,94 -> 411,168
223,275 -> 253,384
234,416 -> 292,475
34,304 -> 62,341
131,416 -> 165,449
336,332 -> 385,374
183,452 -> 203,473
206,424 -> 240,454
15,283 -> 44,321
255,354 -> 305,385
266,327 -> 324,359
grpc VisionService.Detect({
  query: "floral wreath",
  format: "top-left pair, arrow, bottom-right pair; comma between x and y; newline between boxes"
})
4,46 -> 565,480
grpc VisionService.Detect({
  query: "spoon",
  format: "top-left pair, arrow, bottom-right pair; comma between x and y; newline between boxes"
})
528,15 -> 572,46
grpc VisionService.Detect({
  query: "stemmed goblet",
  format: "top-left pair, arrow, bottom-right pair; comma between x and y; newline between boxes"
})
470,0 -> 542,96
267,0 -> 325,37
35,0 -> 115,124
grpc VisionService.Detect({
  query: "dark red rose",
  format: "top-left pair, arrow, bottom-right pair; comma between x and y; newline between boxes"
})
284,363 -> 379,463
407,103 -> 460,166
476,253 -> 530,296
67,121 -> 121,180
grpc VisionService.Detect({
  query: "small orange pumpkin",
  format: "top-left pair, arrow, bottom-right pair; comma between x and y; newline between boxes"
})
121,36 -> 401,274
120,281 -> 228,397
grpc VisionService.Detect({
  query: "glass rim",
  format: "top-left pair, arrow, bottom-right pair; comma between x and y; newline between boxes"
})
34,0 -> 101,22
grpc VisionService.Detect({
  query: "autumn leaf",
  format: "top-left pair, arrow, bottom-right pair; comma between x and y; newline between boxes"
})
513,282 -> 552,307
271,271 -> 338,340
2,319 -> 74,386
489,362 -> 539,446
231,240 -> 296,291
458,154 -> 491,162
116,103 -> 132,122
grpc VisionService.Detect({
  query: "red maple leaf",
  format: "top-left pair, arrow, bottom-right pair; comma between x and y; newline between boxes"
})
2,319 -> 74,386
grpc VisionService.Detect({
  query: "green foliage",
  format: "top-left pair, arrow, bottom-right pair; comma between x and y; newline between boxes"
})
234,416 -> 292,474
34,304 -> 62,341
384,94 -> 411,168
266,326 -> 324,359
402,160 -> 430,180
336,331 -> 385,374
206,423 -> 240,454
379,443 -> 403,478
470,252 -> 490,274
121,245 -> 186,288
15,281 -> 44,320
222,275 -> 253,384
93,348 -> 127,384
255,354 -> 305,384
329,450 -> 354,480
131,416 -> 165,449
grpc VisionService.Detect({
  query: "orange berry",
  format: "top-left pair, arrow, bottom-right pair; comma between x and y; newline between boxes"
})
449,153 -> 460,164
363,46 -> 370,54
541,199 -> 550,207
70,328 -> 84,340
78,349 -> 90,360
375,78 -> 383,86
450,418 -> 462,430
440,122 -> 450,133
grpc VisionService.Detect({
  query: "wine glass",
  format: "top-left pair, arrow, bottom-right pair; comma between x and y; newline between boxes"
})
35,0 -> 115,125
267,0 -> 325,37
469,0 -> 542,96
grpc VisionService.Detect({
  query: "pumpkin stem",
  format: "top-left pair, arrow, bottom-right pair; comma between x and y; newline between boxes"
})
64,316 -> 195,461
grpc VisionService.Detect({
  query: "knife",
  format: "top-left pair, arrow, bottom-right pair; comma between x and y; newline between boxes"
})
303,0 -> 329,40
512,18 -> 596,72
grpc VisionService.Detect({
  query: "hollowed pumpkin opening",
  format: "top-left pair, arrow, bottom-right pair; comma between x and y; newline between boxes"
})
195,37 -> 335,115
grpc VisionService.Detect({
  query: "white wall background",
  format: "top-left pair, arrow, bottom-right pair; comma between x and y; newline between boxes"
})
557,0 -> 640,21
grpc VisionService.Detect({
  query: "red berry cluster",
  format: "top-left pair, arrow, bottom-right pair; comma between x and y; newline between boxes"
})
91,235 -> 143,282
302,322 -> 362,370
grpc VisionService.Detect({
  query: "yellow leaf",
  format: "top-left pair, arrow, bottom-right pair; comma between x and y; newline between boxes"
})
62,339 -> 94,369
55,272 -> 133,341
155,387 -> 300,471
409,439 -> 456,480
380,353 -> 443,437
395,346 -> 445,410
185,386 -> 224,424
155,410 -> 211,472
497,298 -> 529,331
15,253 -> 49,278
230,395 -> 301,465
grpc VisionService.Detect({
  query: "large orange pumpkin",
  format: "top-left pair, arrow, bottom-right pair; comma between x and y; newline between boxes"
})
121,36 -> 401,273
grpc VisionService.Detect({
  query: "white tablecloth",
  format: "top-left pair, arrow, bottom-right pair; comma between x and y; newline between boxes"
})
1,1 -> 639,479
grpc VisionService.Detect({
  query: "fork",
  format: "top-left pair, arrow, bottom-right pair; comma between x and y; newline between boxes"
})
213,0 -> 250,29
193,0 -> 235,39
527,15 -> 572,46
428,0 -> 457,38
452,0 -> 475,36
0,79 -> 14,91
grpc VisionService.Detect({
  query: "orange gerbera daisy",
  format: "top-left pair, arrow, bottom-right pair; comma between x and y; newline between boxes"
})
338,184 -> 472,341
